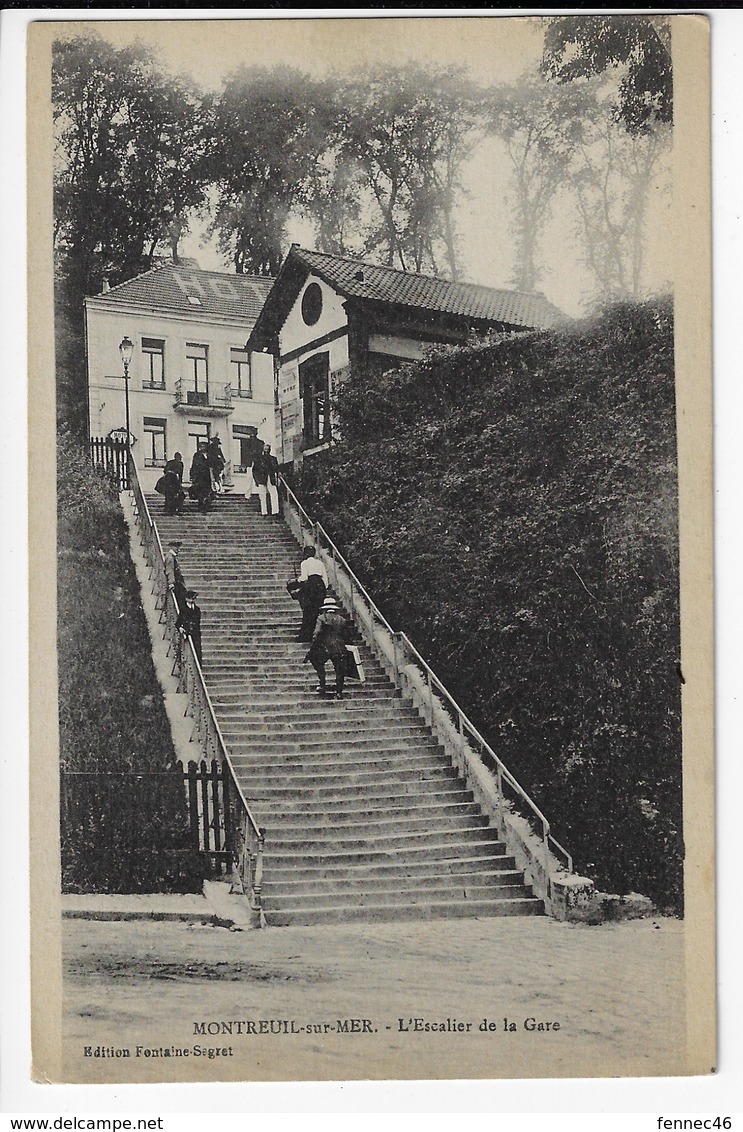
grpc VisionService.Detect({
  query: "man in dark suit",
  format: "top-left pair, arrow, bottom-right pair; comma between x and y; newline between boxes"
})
176,589 -> 202,666
252,443 -> 280,516
162,452 -> 185,512
165,542 -> 188,611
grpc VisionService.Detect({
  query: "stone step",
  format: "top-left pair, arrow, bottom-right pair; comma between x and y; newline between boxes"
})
226,736 -> 445,759
252,797 -> 481,825
214,702 -> 419,723
264,825 -> 503,856
226,722 -> 436,743
248,784 -> 475,814
262,867 -> 525,898
264,846 -> 510,877
262,881 -> 534,912
242,779 -> 472,808
214,683 -> 386,697
228,751 -> 449,780
265,897 -> 543,927
255,813 -> 490,842
206,677 -> 391,692
232,763 -> 460,792
261,851 -> 518,881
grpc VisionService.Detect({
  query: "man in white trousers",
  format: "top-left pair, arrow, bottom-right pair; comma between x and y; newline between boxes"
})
252,442 -> 280,516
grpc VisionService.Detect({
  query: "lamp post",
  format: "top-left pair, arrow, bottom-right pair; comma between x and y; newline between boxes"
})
118,336 -> 134,454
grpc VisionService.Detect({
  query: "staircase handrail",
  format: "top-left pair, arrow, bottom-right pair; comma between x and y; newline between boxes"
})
392,629 -> 572,873
279,473 -> 573,878
279,477 -> 396,635
127,455 -> 265,916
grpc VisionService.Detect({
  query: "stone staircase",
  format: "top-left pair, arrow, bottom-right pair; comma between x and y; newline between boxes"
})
147,490 -> 543,925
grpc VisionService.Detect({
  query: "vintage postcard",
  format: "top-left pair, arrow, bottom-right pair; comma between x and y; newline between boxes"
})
25,11 -> 714,1090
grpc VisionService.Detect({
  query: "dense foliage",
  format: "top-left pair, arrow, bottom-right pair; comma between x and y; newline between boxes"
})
53,35 -> 206,302
298,300 -> 682,912
58,430 -> 203,892
541,15 -> 672,135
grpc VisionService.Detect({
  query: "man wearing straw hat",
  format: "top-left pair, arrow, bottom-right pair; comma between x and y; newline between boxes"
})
306,594 -> 349,699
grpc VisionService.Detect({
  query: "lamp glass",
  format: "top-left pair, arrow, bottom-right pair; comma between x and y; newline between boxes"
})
119,336 -> 134,366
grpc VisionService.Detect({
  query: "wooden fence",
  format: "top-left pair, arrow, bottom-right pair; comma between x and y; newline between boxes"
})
90,436 -> 129,491
60,761 -> 232,892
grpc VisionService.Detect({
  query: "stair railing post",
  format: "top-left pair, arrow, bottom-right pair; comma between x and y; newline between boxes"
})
252,829 -> 265,912
458,711 -> 465,771
495,763 -> 504,833
427,667 -> 434,727
332,544 -> 339,591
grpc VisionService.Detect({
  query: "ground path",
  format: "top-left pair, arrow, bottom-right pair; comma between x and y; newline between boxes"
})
62,914 -> 686,1083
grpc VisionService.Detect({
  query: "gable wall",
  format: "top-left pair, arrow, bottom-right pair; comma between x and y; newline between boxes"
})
274,274 -> 351,465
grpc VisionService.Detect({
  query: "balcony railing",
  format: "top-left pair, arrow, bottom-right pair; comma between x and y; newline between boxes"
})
173,378 -> 233,413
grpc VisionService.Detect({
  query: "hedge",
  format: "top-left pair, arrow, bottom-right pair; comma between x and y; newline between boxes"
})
57,428 -> 203,893
298,299 -> 683,913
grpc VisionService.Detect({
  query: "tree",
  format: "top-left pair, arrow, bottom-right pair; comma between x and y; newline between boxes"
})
487,75 -> 587,292
53,33 -> 207,303
303,152 -> 367,258
340,64 -> 486,278
204,66 -> 338,276
541,14 -> 672,135
53,33 -> 208,434
567,95 -> 671,301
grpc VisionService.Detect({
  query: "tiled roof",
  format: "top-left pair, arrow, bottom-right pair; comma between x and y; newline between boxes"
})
89,264 -> 274,323
293,247 -> 565,329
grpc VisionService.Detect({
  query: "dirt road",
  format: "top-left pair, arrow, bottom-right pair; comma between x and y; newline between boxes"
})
61,913 -> 688,1084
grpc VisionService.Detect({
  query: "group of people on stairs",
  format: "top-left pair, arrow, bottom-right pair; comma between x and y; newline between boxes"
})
155,436 -> 227,515
156,438 -> 281,519
163,530 -> 358,701
289,546 -> 357,700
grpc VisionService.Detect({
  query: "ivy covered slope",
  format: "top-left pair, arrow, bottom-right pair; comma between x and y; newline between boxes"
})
57,431 -> 203,893
300,299 -> 682,913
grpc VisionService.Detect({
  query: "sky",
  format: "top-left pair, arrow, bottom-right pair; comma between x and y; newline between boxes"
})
46,12 -> 675,317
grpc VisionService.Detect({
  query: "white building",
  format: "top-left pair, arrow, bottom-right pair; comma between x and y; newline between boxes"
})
85,264 -> 275,487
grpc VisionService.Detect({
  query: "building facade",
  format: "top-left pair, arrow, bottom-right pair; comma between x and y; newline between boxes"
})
245,246 -> 566,468
85,264 -> 275,487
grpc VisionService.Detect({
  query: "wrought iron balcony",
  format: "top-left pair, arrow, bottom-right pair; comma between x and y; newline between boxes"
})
173,378 -> 233,415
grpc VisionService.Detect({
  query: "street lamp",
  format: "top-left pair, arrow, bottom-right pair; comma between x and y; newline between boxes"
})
118,336 -> 134,453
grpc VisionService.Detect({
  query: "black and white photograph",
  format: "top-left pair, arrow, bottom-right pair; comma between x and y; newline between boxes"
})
10,8 -> 720,1100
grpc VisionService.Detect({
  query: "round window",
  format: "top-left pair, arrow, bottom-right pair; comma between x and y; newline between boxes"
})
301,282 -> 323,326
